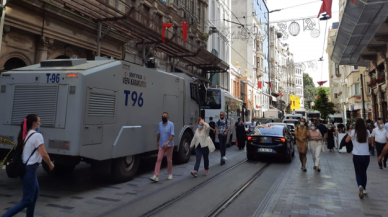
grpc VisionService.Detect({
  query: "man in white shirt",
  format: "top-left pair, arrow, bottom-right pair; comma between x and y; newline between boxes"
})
371,120 -> 388,169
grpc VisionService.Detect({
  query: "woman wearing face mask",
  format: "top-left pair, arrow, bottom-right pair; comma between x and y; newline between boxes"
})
345,118 -> 371,199
2,114 -> 54,217
190,118 -> 215,177
308,122 -> 323,172
326,124 -> 337,152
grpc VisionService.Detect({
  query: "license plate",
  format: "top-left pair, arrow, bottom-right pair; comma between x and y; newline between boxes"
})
259,148 -> 272,152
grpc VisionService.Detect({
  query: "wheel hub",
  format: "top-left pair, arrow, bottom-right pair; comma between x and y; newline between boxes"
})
122,156 -> 134,171
183,140 -> 190,156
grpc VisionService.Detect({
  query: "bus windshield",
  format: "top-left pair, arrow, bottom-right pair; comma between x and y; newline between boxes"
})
201,89 -> 221,109
308,113 -> 320,118
285,116 -> 301,120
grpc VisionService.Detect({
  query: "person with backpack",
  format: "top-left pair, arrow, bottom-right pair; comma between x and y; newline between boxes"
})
215,111 -> 230,165
345,118 -> 372,199
2,114 -> 54,217
208,117 -> 216,145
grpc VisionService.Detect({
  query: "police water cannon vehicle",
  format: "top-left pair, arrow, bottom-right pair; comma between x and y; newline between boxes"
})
0,58 -> 204,182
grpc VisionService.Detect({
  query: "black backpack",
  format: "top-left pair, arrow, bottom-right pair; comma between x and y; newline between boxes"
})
6,133 -> 36,178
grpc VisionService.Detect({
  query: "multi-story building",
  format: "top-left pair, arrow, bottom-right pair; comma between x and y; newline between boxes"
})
329,0 -> 375,121
231,0 -> 270,120
0,0 -> 227,83
295,68 -> 304,109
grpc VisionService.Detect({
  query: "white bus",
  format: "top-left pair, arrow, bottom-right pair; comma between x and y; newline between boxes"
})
200,88 -> 243,147
293,109 -> 307,119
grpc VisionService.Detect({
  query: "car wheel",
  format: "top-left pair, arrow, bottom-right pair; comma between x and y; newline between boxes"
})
247,153 -> 255,161
173,132 -> 192,164
285,148 -> 292,163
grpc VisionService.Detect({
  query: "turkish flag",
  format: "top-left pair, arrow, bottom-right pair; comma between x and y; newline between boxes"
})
317,81 -> 327,86
181,22 -> 187,42
162,23 -> 173,43
265,81 -> 271,88
317,0 -> 332,18
258,81 -> 262,89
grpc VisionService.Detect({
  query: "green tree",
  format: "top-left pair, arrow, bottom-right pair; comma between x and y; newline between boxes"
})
313,88 -> 335,121
303,73 -> 317,109
316,87 -> 330,96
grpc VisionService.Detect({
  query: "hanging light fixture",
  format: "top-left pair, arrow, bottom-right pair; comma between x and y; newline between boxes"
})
318,57 -> 324,61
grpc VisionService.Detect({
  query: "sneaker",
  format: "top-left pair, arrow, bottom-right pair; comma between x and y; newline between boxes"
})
191,171 -> 197,177
222,156 -> 227,161
205,170 -> 209,176
302,167 -> 307,172
220,158 -> 225,165
363,190 -> 368,195
150,175 -> 158,182
359,186 -> 364,199
168,174 -> 173,180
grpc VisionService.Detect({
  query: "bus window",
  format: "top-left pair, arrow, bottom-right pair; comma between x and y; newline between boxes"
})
201,89 -> 221,109
295,111 -> 305,116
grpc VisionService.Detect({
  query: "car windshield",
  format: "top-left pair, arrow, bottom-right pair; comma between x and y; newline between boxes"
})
255,127 -> 283,136
284,120 -> 298,124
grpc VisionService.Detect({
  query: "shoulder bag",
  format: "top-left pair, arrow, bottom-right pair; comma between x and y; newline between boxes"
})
6,133 -> 36,178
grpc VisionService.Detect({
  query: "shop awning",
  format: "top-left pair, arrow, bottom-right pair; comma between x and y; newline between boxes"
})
331,0 -> 388,66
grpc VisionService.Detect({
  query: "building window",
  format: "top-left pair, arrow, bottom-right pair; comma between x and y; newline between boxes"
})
355,83 -> 360,95
334,93 -> 338,98
354,66 -> 359,70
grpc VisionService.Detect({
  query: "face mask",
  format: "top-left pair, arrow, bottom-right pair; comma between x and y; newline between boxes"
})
162,116 -> 167,123
300,122 -> 305,126
380,124 -> 384,129
311,127 -> 315,130
198,125 -> 203,130
36,126 -> 40,132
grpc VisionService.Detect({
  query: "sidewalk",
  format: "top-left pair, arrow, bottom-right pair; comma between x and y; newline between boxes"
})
261,148 -> 388,217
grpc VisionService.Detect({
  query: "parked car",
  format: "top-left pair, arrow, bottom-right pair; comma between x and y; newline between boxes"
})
286,123 -> 296,143
246,125 -> 295,163
266,123 -> 287,128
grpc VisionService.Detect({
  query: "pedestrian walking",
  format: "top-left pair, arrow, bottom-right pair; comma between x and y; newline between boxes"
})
248,121 -> 256,135
326,124 -> 337,152
378,142 -> 388,168
337,121 -> 345,133
371,119 -> 388,169
345,118 -> 371,199
190,118 -> 215,177
308,122 -> 323,172
209,117 -> 216,145
236,119 -> 246,150
215,111 -> 230,165
150,112 -> 174,182
2,114 -> 54,217
295,118 -> 309,172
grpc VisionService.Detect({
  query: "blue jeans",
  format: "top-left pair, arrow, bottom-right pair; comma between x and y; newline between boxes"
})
218,135 -> 227,158
2,164 -> 40,217
353,155 -> 370,190
194,145 -> 209,171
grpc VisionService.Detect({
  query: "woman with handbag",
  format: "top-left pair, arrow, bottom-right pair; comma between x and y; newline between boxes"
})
308,123 -> 323,172
2,114 -> 54,217
190,118 -> 215,177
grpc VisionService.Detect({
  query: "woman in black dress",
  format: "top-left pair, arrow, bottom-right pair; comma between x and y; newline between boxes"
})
236,120 -> 246,150
327,124 -> 337,152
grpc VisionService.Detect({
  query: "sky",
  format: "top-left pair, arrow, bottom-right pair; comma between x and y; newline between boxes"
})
266,0 -> 339,87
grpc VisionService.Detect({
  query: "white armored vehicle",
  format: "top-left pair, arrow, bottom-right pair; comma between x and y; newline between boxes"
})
0,59 -> 203,182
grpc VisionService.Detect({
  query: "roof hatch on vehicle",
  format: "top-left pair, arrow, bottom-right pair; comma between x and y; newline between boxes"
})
40,59 -> 87,67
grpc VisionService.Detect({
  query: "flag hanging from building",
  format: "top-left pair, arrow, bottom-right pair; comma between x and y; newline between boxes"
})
258,81 -> 262,89
162,23 -> 173,43
317,0 -> 332,18
317,81 -> 327,86
265,81 -> 271,88
181,22 -> 187,42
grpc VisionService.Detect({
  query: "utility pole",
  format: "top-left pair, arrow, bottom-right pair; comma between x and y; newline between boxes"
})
360,74 -> 366,120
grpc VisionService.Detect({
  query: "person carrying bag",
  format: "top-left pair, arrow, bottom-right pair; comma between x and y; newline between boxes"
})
2,114 -> 55,217
190,118 -> 214,177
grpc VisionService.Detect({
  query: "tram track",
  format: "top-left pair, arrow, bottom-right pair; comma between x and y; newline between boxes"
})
139,159 -> 249,217
140,160 -> 271,217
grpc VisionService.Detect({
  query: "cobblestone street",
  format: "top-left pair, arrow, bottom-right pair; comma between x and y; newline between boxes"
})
261,149 -> 388,217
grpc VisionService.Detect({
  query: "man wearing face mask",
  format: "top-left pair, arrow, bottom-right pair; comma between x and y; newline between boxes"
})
150,112 -> 175,182
216,111 -> 230,165
295,118 -> 310,171
371,119 -> 388,169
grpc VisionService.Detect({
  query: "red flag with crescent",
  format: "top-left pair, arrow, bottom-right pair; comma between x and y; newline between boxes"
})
162,23 -> 173,43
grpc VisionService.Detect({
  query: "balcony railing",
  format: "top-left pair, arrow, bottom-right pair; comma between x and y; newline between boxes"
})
368,75 -> 385,87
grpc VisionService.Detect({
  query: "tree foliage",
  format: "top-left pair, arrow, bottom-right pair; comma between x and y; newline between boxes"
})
313,88 -> 335,121
316,87 -> 330,96
303,73 -> 317,109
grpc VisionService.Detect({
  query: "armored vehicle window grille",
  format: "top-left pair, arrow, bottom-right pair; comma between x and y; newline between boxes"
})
88,93 -> 116,117
11,85 -> 58,127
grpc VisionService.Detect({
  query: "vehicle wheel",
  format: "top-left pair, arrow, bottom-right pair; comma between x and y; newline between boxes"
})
247,153 -> 255,161
285,149 -> 292,163
173,132 -> 192,164
112,155 -> 140,183
42,161 -> 75,175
